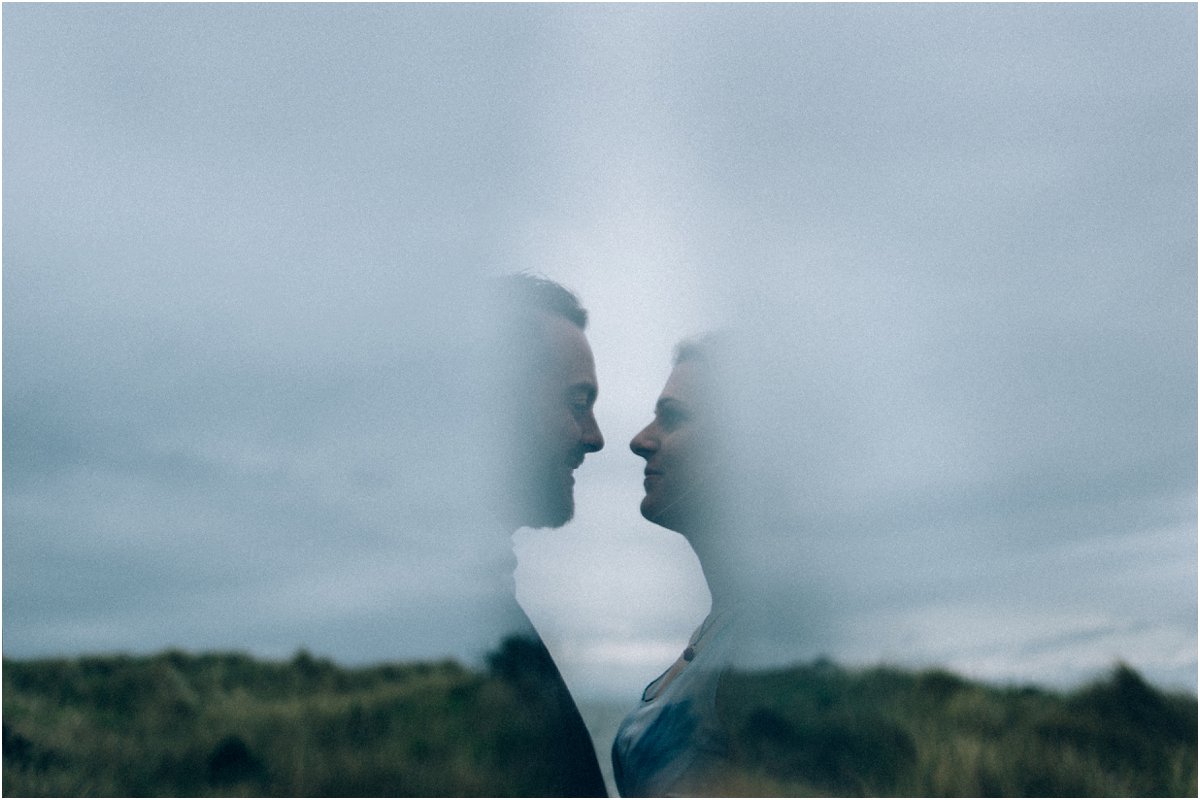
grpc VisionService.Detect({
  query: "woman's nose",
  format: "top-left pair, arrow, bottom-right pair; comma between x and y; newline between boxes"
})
630,423 -> 656,459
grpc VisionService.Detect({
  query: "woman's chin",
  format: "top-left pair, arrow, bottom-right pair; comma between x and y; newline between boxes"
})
640,499 -> 687,537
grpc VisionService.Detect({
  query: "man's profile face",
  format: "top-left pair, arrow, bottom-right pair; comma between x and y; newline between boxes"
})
510,311 -> 604,529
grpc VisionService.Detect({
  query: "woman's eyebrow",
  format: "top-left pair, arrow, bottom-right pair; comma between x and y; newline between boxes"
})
655,397 -> 686,415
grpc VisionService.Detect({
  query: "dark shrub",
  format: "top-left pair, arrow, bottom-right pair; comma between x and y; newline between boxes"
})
917,668 -> 968,698
206,735 -> 264,786
485,635 -> 558,689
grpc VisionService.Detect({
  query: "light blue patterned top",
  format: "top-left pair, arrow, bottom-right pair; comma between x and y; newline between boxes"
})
611,608 -> 738,797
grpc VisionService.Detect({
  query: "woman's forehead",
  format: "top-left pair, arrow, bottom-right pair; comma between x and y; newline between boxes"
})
660,359 -> 708,404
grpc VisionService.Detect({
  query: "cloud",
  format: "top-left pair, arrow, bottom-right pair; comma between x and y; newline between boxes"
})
3,4 -> 1194,706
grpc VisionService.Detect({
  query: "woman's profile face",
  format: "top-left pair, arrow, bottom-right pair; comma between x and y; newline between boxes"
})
630,358 -> 717,534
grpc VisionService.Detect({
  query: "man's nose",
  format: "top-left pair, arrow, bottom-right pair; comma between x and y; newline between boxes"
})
582,412 -> 604,453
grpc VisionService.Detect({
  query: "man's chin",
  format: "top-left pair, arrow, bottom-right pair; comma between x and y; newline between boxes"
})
528,505 -> 573,529
520,489 -> 574,529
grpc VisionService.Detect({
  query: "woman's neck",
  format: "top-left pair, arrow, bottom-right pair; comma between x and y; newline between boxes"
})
686,527 -> 739,612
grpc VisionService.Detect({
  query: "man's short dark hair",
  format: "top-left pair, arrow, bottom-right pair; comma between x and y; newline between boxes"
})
496,273 -> 588,330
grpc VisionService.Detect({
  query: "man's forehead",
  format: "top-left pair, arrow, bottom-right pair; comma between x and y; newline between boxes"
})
535,311 -> 597,382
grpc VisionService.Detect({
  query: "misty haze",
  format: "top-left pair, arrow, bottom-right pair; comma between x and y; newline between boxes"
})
4,3 -> 1195,797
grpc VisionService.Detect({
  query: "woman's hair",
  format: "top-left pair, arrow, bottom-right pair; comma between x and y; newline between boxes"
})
672,331 -> 725,367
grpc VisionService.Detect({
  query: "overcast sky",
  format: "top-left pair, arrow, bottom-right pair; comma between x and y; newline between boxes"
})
4,4 -> 1195,703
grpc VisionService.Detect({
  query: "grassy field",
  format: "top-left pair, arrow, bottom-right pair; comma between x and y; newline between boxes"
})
4,645 -> 1195,797
712,660 -> 1196,796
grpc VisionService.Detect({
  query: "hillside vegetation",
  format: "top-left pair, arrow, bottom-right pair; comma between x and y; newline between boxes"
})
4,644 -> 1195,796
713,660 -> 1196,796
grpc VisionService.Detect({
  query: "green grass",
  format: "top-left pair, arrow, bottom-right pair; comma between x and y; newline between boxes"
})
714,660 -> 1197,796
4,648 -> 1195,797
4,642 -> 598,797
